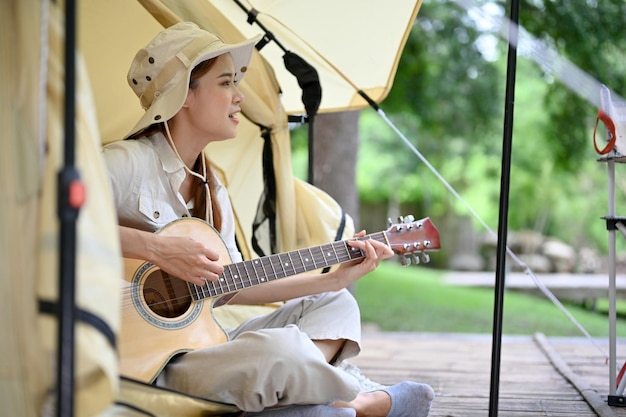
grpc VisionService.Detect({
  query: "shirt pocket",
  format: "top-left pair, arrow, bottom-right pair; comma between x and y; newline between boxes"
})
138,194 -> 180,229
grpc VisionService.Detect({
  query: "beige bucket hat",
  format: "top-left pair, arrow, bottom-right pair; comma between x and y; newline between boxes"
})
125,22 -> 260,139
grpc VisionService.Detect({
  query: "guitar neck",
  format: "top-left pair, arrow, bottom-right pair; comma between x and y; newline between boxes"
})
188,231 -> 387,301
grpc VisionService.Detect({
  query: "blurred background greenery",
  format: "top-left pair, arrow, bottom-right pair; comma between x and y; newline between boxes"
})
290,0 -> 626,264
287,0 -> 626,336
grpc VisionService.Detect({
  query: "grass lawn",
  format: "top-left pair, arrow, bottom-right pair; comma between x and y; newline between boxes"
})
354,260 -> 626,337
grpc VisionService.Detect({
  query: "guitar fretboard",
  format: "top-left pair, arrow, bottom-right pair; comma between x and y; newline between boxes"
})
188,232 -> 387,301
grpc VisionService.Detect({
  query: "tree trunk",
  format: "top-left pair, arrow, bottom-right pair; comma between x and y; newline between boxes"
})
311,111 -> 361,229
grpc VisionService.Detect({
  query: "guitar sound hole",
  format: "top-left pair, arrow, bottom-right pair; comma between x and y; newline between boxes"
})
143,270 -> 192,318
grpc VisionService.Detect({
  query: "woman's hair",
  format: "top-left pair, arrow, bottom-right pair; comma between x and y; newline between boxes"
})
136,57 -> 223,232
187,58 -> 223,232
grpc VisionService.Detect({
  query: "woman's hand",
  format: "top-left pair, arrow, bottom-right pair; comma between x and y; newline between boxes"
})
330,230 -> 394,289
151,235 -> 224,286
119,225 -> 224,286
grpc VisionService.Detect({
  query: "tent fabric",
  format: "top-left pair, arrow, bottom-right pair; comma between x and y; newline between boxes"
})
0,1 -> 48,416
2,1 -> 122,416
37,4 -> 123,417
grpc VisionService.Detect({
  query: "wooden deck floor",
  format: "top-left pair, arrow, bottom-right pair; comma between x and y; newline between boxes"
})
350,331 -> 626,417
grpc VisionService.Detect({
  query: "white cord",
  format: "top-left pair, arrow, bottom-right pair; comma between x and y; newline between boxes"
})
164,121 -> 214,225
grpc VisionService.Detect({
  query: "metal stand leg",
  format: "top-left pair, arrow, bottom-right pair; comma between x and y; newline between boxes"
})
605,159 -> 626,405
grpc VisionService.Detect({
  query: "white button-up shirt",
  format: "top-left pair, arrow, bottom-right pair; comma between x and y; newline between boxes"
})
102,132 -> 242,262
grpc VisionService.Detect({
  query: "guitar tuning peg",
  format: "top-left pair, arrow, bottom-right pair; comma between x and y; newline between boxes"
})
387,217 -> 393,227
405,214 -> 415,223
397,215 -> 405,223
420,253 -> 430,264
410,253 -> 421,265
400,255 -> 411,266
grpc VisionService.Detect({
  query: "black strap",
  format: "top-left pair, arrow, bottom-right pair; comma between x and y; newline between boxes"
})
38,299 -> 116,349
283,51 -> 322,117
288,115 -> 309,124
251,127 -> 278,257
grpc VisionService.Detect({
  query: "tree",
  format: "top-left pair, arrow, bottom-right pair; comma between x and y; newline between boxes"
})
312,111 -> 362,228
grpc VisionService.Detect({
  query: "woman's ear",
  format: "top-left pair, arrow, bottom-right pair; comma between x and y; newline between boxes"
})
181,91 -> 193,109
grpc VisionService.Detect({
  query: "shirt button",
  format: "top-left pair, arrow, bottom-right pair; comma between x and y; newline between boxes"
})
153,211 -> 160,219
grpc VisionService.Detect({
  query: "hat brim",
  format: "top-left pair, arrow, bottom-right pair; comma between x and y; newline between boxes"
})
125,34 -> 261,139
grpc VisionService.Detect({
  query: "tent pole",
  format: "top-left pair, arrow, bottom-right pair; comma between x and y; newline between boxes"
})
57,0 -> 83,416
489,0 -> 520,416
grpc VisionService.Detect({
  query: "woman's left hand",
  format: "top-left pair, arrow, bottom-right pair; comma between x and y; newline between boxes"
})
331,230 -> 394,288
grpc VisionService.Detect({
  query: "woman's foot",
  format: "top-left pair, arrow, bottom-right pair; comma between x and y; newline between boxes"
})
334,381 -> 434,417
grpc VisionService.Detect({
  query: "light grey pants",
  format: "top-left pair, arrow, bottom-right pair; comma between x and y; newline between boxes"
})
156,289 -> 363,412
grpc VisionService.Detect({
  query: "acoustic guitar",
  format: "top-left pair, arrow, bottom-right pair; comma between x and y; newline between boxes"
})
119,216 -> 440,383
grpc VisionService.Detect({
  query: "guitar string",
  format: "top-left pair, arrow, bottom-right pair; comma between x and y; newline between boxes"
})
118,244 -> 367,309
118,232 -> 399,310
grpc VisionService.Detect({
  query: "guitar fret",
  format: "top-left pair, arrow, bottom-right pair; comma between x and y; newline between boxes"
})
306,248 -> 316,269
293,250 -> 306,274
233,262 -> 246,290
241,260 -> 254,288
270,255 -> 286,279
278,253 -> 296,277
325,246 -> 336,263
252,258 -> 267,285
191,282 -> 201,300
296,250 -> 306,273
220,267 -> 233,293
332,241 -> 350,263
330,244 -> 339,262
264,257 -> 278,281
308,246 -> 322,268
348,241 -> 365,260
286,252 -> 296,274
197,282 -> 207,299
207,277 -> 219,296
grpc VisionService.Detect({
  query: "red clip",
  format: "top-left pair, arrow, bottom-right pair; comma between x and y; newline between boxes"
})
68,179 -> 86,209
593,108 -> 617,155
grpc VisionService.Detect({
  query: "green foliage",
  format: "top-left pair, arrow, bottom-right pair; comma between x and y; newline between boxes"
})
519,0 -> 626,168
354,0 -> 626,254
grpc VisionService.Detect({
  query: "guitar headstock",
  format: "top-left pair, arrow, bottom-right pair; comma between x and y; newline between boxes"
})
385,215 -> 441,266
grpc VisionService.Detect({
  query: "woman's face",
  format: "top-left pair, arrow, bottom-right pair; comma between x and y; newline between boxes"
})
181,53 -> 244,142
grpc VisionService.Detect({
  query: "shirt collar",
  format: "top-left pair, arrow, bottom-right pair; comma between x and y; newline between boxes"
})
150,131 -> 186,175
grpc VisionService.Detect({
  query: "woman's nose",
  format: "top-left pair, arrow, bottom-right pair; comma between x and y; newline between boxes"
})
234,86 -> 244,104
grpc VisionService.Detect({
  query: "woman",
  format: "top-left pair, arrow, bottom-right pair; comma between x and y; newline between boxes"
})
103,22 -> 434,417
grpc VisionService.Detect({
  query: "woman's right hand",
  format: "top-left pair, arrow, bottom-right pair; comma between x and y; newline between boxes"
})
119,226 -> 224,286
151,235 -> 225,286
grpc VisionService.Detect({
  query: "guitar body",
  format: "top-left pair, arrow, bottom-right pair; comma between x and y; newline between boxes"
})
119,218 -> 230,383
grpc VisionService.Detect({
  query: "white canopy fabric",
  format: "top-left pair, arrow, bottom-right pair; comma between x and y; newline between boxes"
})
196,0 -> 423,114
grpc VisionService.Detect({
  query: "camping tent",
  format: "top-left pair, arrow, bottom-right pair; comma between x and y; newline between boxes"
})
1,0 -> 421,416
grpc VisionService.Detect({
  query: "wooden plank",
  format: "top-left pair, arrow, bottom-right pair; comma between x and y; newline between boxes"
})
349,332 -> 626,417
